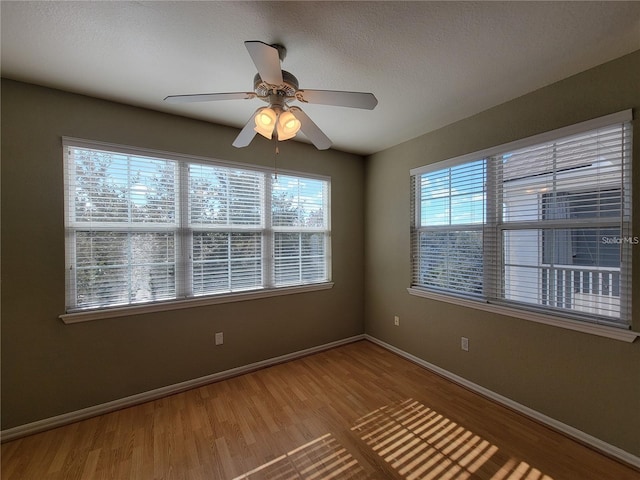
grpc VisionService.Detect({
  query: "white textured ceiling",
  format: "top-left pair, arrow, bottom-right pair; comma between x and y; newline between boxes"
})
2,1 -> 639,155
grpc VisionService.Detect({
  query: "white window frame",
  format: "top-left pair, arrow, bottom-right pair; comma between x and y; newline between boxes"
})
408,111 -> 638,342
61,138 -> 332,323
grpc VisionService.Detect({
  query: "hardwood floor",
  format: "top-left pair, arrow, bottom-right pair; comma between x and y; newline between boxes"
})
1,340 -> 637,479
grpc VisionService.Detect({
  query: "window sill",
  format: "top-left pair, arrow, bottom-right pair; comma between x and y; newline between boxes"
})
407,287 -> 638,343
60,283 -> 334,324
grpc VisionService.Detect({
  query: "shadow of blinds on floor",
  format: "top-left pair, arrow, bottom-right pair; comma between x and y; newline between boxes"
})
351,398 -> 554,480
232,432 -> 369,480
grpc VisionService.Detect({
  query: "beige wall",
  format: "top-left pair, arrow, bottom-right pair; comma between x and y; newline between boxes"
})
0,79 -> 365,429
364,50 -> 640,456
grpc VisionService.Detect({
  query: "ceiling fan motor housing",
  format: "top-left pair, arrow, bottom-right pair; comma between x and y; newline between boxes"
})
254,71 -> 299,100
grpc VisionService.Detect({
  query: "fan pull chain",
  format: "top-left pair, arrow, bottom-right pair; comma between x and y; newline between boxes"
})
273,138 -> 279,181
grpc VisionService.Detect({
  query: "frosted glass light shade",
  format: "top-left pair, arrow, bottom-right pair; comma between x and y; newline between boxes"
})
277,110 -> 301,141
254,108 -> 277,139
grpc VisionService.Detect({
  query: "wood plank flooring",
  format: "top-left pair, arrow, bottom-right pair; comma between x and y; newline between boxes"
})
1,340 -> 637,479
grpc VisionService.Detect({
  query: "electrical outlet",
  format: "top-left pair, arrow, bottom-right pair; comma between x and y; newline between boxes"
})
394,315 -> 400,326
215,332 -> 224,345
461,337 -> 469,352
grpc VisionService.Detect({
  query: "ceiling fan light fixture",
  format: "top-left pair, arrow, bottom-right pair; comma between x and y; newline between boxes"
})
276,110 -> 301,141
254,107 -> 277,138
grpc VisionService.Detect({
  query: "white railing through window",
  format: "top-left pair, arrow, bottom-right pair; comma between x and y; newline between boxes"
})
541,265 -> 620,318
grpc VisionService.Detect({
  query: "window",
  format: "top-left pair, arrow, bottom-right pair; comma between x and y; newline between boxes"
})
63,139 -> 330,313
415,160 -> 485,295
410,111 -> 632,328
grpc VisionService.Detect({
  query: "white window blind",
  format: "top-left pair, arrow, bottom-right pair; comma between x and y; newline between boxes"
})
411,111 -> 632,328
65,146 -> 178,310
189,164 -> 264,295
271,175 -> 330,286
411,160 -> 485,295
64,139 -> 331,313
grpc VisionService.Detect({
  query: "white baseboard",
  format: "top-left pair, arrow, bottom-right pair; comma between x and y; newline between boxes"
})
364,334 -> 640,470
0,334 -> 365,443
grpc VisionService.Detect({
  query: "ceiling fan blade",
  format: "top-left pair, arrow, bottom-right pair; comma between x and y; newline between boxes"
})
164,92 -> 254,103
289,107 -> 332,150
244,41 -> 283,85
297,90 -> 378,110
232,110 -> 260,148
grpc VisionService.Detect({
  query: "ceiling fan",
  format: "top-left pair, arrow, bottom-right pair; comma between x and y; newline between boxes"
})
164,41 -> 378,150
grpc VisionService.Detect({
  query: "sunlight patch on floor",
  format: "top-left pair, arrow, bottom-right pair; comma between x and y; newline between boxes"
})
232,432 -> 369,480
351,398 -> 554,480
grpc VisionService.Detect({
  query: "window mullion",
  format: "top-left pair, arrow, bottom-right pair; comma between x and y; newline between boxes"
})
66,229 -> 78,310
64,147 -> 77,310
264,173 -> 273,288
177,162 -> 191,299
227,232 -> 232,291
298,233 -> 303,283
619,123 -> 633,323
484,158 -> 499,302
